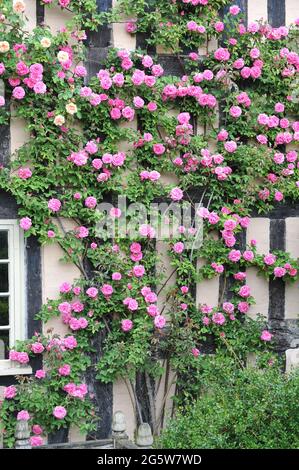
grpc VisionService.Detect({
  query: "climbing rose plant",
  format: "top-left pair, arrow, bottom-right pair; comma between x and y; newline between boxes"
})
0,0 -> 298,447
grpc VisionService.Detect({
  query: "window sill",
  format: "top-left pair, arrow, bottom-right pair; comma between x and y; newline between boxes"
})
0,361 -> 32,376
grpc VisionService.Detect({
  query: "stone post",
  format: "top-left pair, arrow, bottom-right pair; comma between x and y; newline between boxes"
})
136,423 -> 153,448
111,411 -> 128,445
285,348 -> 299,373
15,419 -> 31,449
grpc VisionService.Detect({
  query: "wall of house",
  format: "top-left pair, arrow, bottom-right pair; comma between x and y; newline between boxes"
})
0,0 -> 298,443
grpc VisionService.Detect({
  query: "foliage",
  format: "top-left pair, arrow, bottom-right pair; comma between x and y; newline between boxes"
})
158,362 -> 299,449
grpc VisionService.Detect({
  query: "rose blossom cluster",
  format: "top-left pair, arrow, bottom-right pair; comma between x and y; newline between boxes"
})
162,80 -> 217,108
63,382 -> 88,399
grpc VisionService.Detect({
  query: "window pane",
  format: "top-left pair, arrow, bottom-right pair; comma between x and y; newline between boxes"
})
0,231 -> 8,259
0,263 -> 8,292
0,296 -> 9,326
0,329 -> 9,359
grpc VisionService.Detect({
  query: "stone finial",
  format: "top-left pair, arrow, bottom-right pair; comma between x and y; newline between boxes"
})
136,423 -> 153,448
15,419 -> 31,449
286,348 -> 299,373
112,411 -> 128,440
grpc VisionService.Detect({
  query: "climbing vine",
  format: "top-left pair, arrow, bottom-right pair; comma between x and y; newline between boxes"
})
0,0 -> 298,447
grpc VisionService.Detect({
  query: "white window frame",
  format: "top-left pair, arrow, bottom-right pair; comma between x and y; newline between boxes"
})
0,219 -> 31,375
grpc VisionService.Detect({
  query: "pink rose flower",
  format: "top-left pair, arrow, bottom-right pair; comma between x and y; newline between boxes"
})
48,198 -> 61,212
228,249 -> 241,262
260,330 -> 272,341
214,48 -> 230,61
238,301 -> 249,313
53,406 -> 67,419
17,410 -> 30,421
31,342 -> 44,354
35,369 -> 46,379
243,250 -> 254,262
153,143 -> 165,155
58,364 -> 71,376
264,254 -> 277,265
20,216 -> 32,231
212,312 -> 226,325
238,285 -> 251,298
133,265 -> 145,277
101,284 -> 113,297
273,267 -> 286,277
229,5 -> 241,15
170,187 -> 183,201
32,425 -> 43,435
86,287 -> 98,298
30,436 -> 43,447
4,385 -> 17,399
154,315 -> 166,329
121,319 -> 133,332
173,242 -> 184,254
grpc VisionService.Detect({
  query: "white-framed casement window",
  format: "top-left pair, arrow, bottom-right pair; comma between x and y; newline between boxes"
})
0,219 -> 31,375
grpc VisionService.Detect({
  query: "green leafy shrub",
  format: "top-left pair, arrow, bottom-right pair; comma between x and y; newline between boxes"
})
158,366 -> 299,449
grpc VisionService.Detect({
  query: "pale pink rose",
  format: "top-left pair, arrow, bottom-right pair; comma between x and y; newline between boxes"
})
147,305 -> 159,317
223,302 -> 234,314
35,369 -> 46,379
212,312 -> 226,325
20,216 -> 32,231
147,102 -> 157,112
274,190 -> 284,201
153,143 -> 165,155
48,198 -> 61,212
31,342 -> 44,354
229,106 -> 242,118
58,364 -> 71,376
229,5 -> 241,15
275,102 -> 285,113
18,167 -> 32,179
273,267 -> 286,277
224,141 -> 237,153
17,410 -> 30,421
154,315 -> 166,329
238,301 -> 249,313
228,249 -> 241,262
214,48 -> 230,61
53,406 -> 67,419
63,336 -> 77,349
173,242 -> 184,254
12,86 -> 25,99
121,319 -> 133,332
75,226 -> 89,238
260,330 -> 272,341
101,284 -> 113,296
139,224 -> 156,238
243,250 -> 254,262
30,436 -> 43,447
170,187 -> 183,201
4,385 -> 17,399
110,207 -> 122,218
33,82 -> 47,94
192,347 -> 200,357
238,285 -> 251,298
133,265 -> 145,277
112,272 -> 122,281
214,21 -> 224,32
264,254 -> 277,265
86,287 -> 98,298
32,425 -> 43,435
